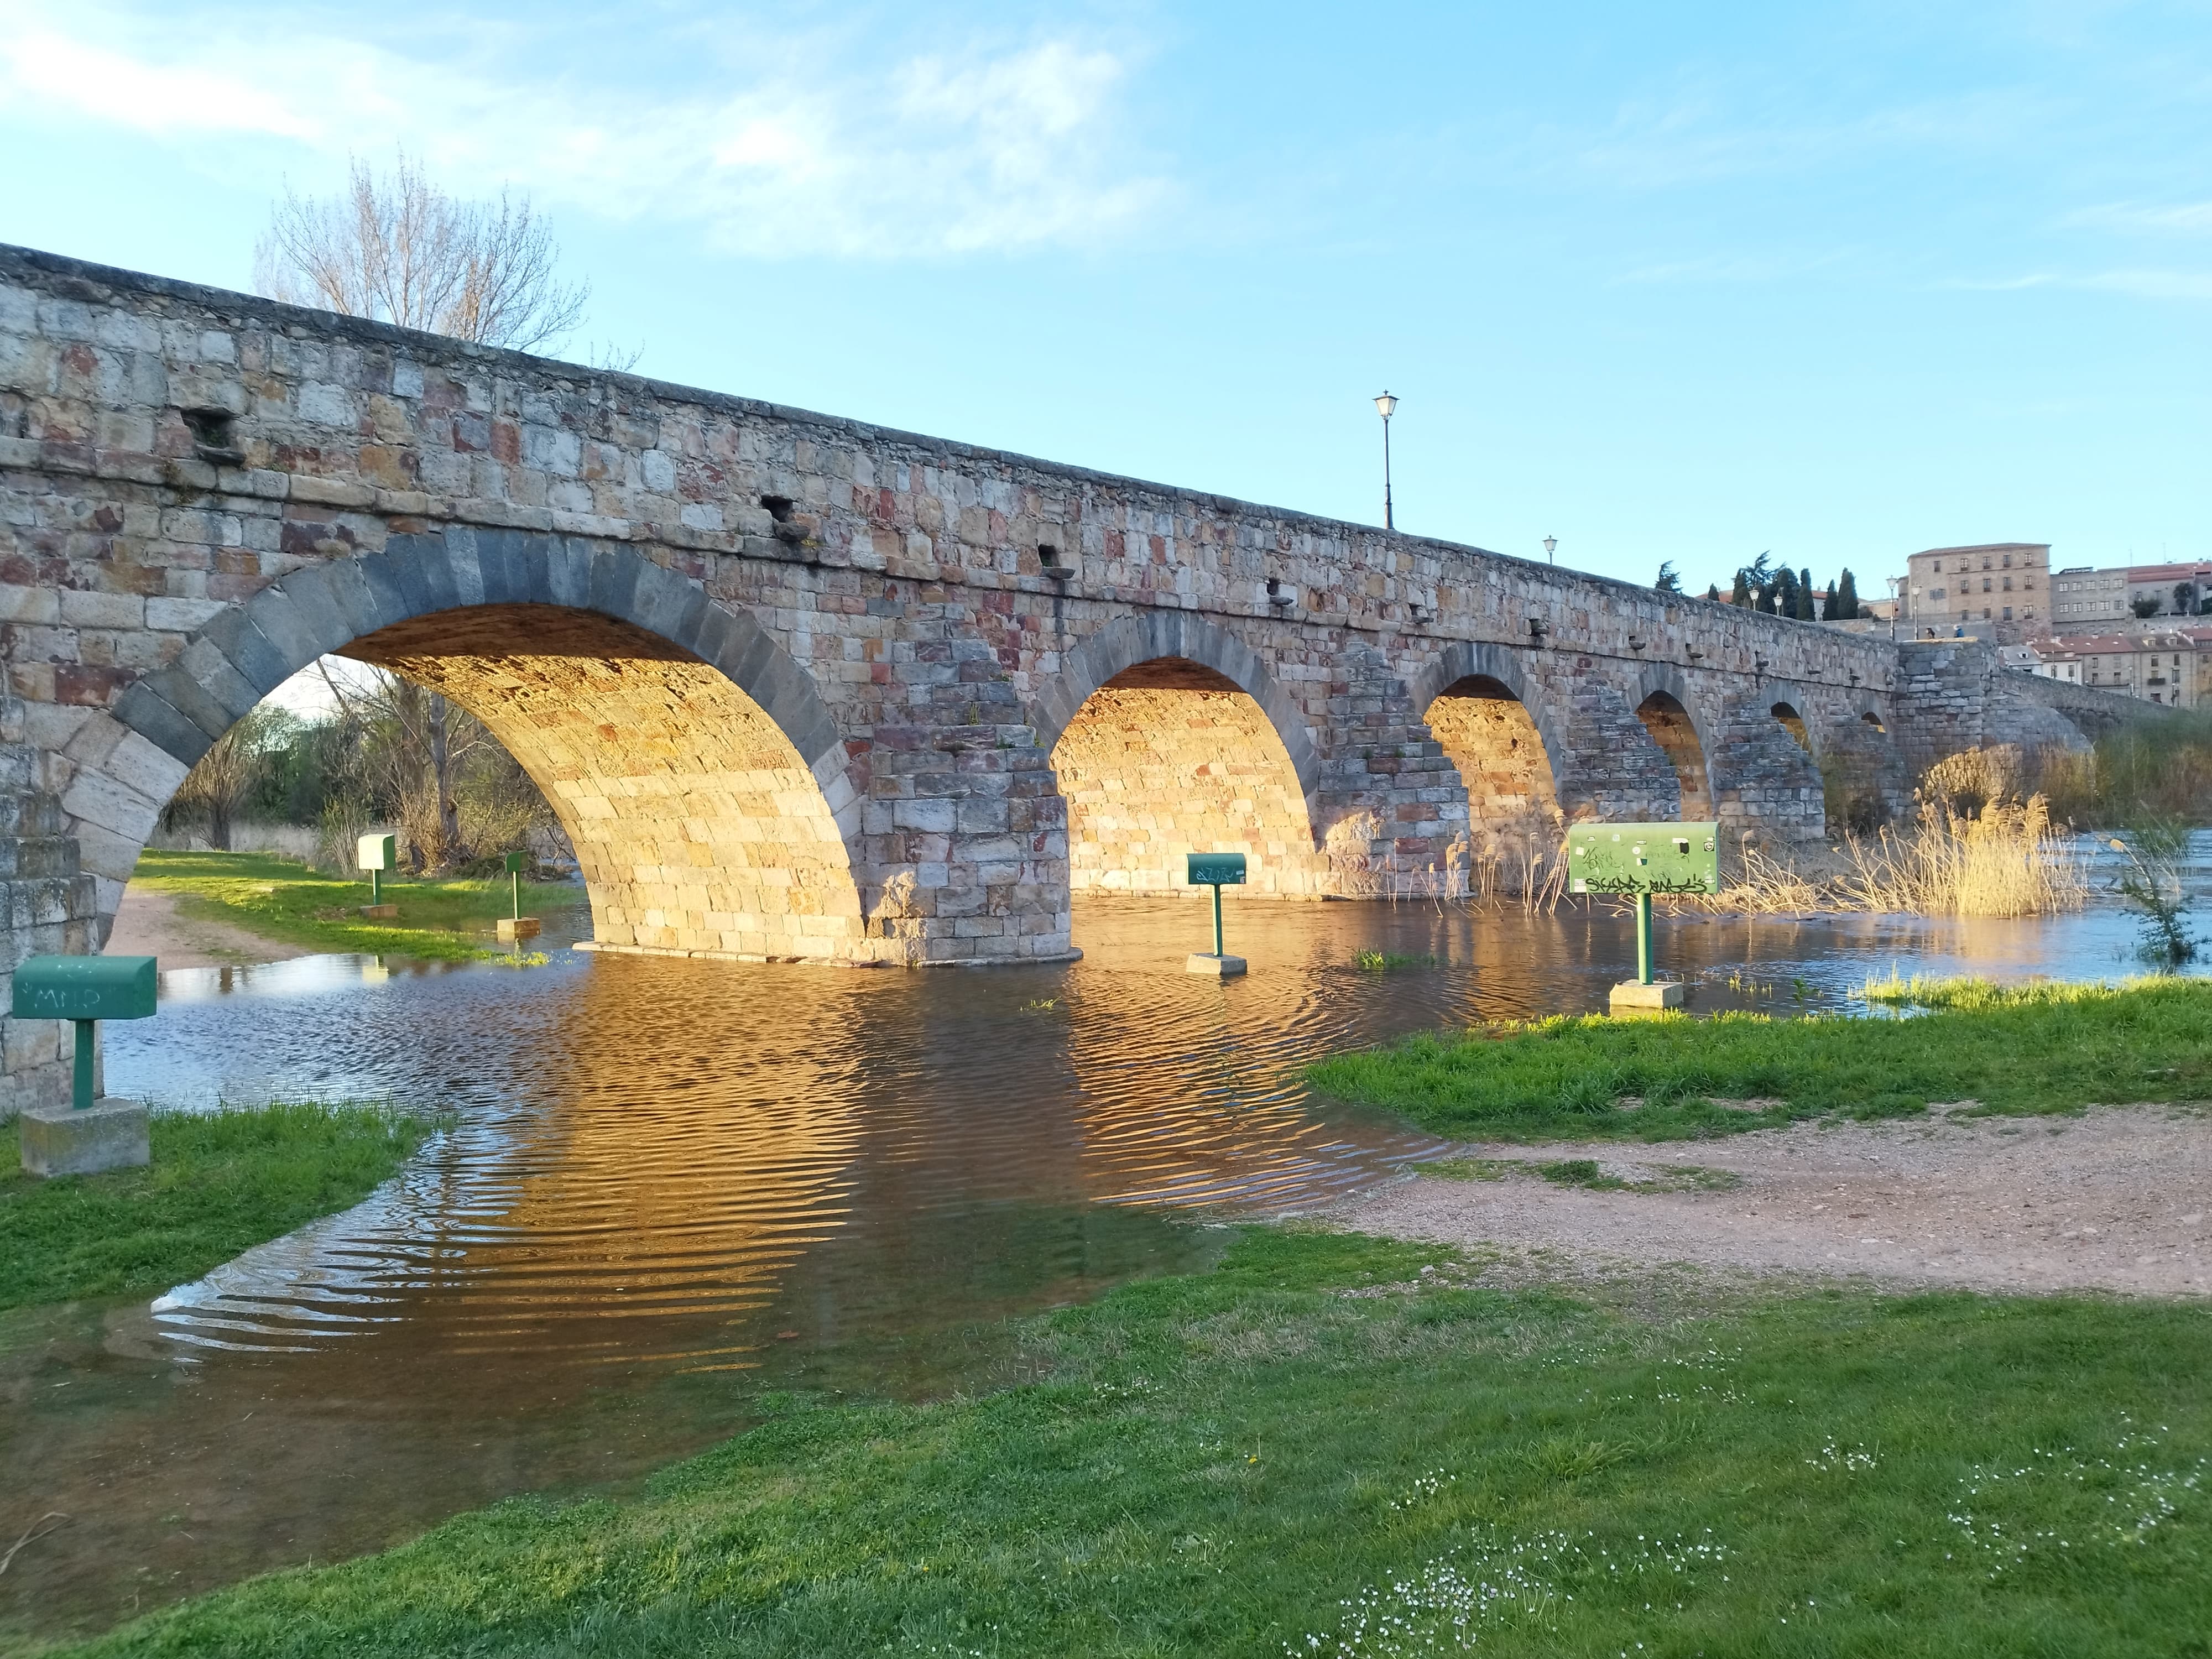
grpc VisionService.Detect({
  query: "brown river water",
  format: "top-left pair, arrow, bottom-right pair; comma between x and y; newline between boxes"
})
0,885 -> 2187,1648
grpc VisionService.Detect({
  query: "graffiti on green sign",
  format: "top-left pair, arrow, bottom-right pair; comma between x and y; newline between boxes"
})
1186,853 -> 1248,886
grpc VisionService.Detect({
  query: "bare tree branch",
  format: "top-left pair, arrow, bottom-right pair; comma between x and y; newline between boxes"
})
255,152 -> 589,354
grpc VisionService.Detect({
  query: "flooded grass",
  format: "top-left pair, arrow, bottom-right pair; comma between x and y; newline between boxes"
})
1306,977 -> 2212,1140
0,1103 -> 436,1319
50,1228 -> 2212,1657
132,849 -> 571,963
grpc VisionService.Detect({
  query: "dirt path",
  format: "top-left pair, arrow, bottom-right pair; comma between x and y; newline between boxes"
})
103,885 -> 305,971
1334,1104 -> 2211,1297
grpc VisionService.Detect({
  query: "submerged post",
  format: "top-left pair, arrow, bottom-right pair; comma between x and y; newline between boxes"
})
1184,852 -> 1248,978
498,850 -> 542,943
13,954 -> 158,1175
1565,822 -> 1718,1013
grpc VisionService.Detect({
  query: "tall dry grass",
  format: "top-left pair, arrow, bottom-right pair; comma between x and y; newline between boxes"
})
1692,750 -> 2089,919
1838,795 -> 2087,918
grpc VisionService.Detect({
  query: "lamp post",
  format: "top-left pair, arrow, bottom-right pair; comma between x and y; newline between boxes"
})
1543,535 -> 1557,564
1373,392 -> 1397,530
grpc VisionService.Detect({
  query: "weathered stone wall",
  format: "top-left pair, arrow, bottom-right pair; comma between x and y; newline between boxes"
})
0,243 -> 2109,1111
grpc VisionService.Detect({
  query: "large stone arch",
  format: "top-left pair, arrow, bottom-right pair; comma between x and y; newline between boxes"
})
96,529 -> 883,963
1031,613 -> 1324,897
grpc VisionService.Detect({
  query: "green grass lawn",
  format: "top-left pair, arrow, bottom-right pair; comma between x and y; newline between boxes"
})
1,1103 -> 436,1317
132,849 -> 571,962
50,1227 -> 2212,1658
1307,975 -> 2212,1141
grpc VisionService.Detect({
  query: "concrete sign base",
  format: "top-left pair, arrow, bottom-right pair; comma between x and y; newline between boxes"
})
1609,980 -> 1685,1012
1186,952 -> 1248,978
20,1097 -> 151,1177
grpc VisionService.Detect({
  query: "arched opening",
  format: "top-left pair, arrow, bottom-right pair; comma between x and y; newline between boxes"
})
1770,701 -> 1812,753
1422,674 -> 1564,890
98,535 -> 881,967
1047,656 -> 1319,896
1861,711 -> 1888,734
1634,691 -> 1713,817
342,605 -> 865,961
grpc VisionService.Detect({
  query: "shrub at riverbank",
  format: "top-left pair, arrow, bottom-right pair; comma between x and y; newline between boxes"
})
58,1227 -> 2212,1657
1,1103 -> 435,1316
132,849 -> 569,962
1306,976 -> 2212,1140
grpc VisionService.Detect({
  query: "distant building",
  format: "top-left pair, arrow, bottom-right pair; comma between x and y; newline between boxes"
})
2122,561 -> 2212,620
2051,566 -> 2127,626
1901,542 -> 2049,639
2034,628 -> 2212,706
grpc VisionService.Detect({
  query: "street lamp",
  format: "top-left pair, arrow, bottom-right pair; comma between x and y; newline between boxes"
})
1373,392 -> 1397,530
1543,535 -> 1557,564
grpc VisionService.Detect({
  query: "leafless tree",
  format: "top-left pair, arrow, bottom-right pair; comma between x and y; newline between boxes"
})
171,705 -> 285,851
256,152 -> 588,353
319,664 -> 487,872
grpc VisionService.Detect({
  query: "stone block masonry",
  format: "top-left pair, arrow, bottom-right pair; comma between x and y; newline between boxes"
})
0,243 -> 2150,1110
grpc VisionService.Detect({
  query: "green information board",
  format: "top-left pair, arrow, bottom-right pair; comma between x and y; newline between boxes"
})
1185,853 -> 1248,886
13,954 -> 158,1111
1567,821 -> 1719,896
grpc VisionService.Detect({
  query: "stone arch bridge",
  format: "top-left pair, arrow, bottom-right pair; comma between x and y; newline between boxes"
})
0,246 -> 2133,1110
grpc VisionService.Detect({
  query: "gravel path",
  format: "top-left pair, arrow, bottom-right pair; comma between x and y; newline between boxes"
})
1334,1104 -> 2211,1297
104,885 -> 302,970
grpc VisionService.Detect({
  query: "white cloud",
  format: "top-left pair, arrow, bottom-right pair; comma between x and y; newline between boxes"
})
0,1 -> 1172,259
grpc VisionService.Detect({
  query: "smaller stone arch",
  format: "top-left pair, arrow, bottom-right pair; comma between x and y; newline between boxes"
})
1408,641 -> 1572,794
1409,642 -> 1568,890
1035,614 -> 1323,898
1770,699 -> 1814,754
1029,613 -> 1321,802
1628,667 -> 1714,818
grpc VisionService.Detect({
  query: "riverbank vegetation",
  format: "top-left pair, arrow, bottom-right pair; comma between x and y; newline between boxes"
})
161,663 -> 562,877
132,849 -> 571,962
1305,975 -> 2212,1140
54,1225 -> 2212,1657
1,1102 -> 435,1318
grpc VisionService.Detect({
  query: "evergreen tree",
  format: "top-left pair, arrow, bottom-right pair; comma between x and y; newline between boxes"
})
1729,570 -> 1752,607
1819,577 -> 1837,622
1655,561 -> 1682,593
1797,567 -> 1817,620
1771,567 -> 1798,618
1836,568 -> 1860,619
1706,583 -> 1721,603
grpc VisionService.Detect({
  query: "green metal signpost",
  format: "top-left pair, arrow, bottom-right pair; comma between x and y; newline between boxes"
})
13,956 -> 157,1110
1566,821 -> 1719,1011
1185,852 -> 1248,978
12,955 -> 158,1175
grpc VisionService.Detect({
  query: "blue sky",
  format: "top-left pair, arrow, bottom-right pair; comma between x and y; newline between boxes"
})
2,1 -> 2206,596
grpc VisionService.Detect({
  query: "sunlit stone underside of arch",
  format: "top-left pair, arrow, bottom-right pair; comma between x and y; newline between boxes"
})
345,604 -> 869,962
1046,658 -> 1322,897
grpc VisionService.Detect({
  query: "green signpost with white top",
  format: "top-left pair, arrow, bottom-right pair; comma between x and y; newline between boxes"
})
358,832 -> 398,918
1567,821 -> 1718,1011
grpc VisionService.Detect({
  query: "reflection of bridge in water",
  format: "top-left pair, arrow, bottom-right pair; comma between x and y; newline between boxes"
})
0,243 -> 2145,1114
